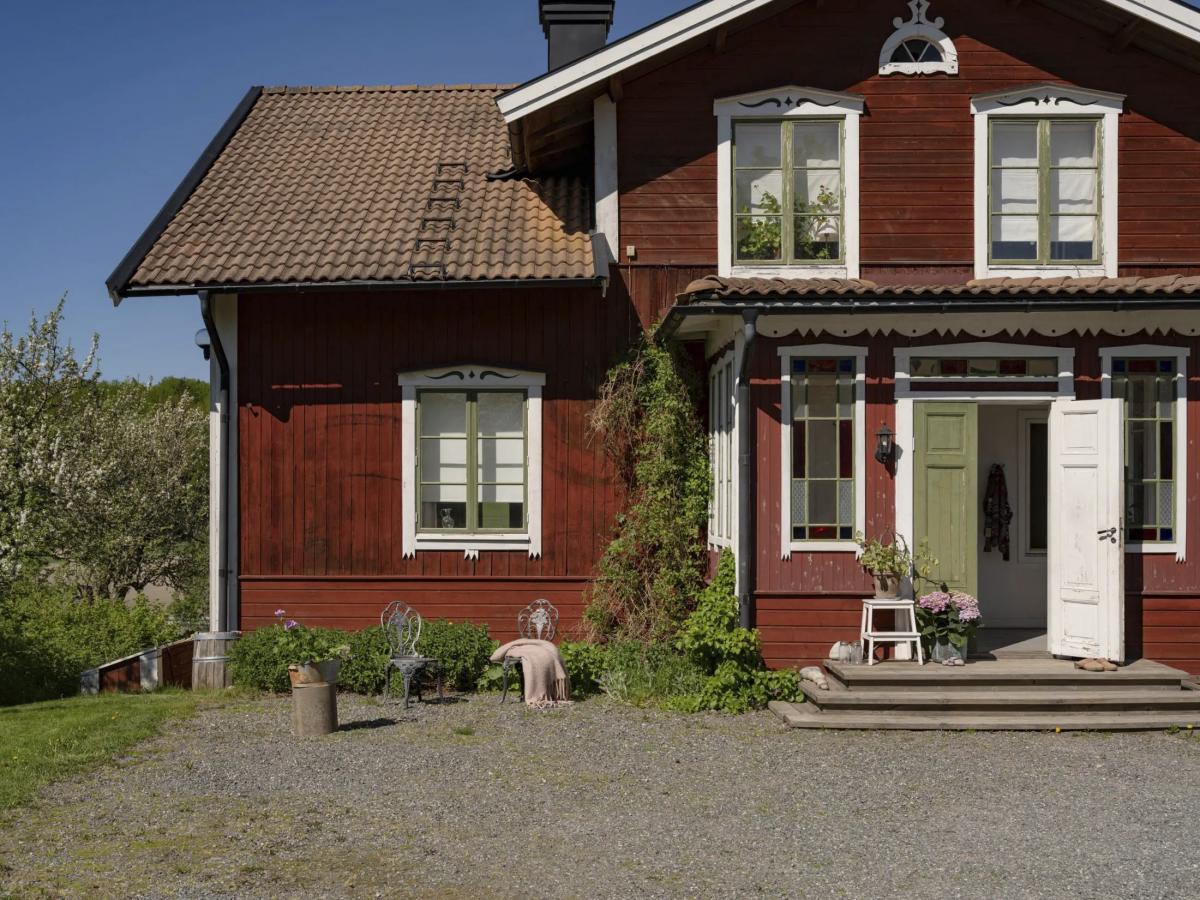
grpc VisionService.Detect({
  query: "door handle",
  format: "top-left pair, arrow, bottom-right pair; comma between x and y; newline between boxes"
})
1097,526 -> 1118,544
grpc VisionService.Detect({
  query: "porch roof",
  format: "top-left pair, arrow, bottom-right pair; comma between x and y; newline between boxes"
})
662,274 -> 1200,340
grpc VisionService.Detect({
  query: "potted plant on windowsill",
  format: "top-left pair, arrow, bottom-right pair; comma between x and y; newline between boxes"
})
916,591 -> 982,664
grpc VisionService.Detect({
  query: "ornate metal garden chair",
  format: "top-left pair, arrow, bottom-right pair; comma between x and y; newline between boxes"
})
500,599 -> 559,704
381,601 -> 443,709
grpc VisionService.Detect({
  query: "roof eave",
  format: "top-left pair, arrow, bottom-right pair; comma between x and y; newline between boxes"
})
106,86 -> 264,306
115,275 -> 608,300
659,293 -> 1200,341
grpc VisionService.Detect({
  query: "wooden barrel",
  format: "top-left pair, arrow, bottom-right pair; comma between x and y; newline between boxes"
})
192,632 -> 239,690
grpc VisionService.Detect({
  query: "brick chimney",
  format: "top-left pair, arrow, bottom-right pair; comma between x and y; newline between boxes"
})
539,1 -> 615,71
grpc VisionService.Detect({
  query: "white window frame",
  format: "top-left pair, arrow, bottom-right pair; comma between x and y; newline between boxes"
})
708,350 -> 738,549
399,365 -> 544,560
971,83 -> 1124,280
1099,344 -> 1189,562
779,344 -> 868,557
878,0 -> 959,77
715,86 -> 863,280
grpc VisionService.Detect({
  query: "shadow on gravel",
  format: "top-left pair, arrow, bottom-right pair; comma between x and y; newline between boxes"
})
338,718 -> 399,732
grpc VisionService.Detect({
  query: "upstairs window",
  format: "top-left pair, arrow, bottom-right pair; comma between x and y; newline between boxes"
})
734,120 -> 844,266
971,83 -> 1123,278
990,119 -> 1101,265
715,87 -> 863,279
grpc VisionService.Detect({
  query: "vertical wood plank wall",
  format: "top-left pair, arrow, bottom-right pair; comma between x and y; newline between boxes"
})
236,276 -> 690,642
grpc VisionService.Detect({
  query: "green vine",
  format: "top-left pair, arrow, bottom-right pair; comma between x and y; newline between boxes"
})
585,329 -> 711,641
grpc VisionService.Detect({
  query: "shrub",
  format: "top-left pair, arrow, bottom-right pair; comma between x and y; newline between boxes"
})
339,620 -> 497,695
416,619 -> 495,692
586,331 -> 711,641
227,623 -> 351,693
559,640 -> 608,697
672,551 -> 803,714
0,580 -> 184,706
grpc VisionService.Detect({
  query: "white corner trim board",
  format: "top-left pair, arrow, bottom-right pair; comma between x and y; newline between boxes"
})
878,0 -> 958,76
398,365 -> 545,560
972,83 -> 1124,280
497,0 -> 1200,123
1099,344 -> 1190,563
778,344 -> 868,558
715,87 -> 863,279
593,95 -> 619,263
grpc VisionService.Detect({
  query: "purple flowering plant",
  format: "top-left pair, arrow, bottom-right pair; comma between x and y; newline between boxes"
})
916,590 -> 982,652
271,609 -> 350,665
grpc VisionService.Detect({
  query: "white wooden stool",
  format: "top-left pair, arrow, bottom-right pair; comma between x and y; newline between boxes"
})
860,599 -> 925,666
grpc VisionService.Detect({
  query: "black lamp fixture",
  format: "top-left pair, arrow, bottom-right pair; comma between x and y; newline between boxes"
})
874,423 -> 895,465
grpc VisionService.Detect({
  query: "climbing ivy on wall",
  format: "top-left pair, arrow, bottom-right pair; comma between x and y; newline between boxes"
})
585,328 -> 712,641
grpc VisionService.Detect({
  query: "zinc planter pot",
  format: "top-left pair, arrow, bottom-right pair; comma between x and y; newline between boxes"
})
288,660 -> 342,688
873,574 -> 902,598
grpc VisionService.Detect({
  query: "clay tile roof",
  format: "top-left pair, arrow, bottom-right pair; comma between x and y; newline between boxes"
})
679,274 -> 1200,302
115,85 -> 596,295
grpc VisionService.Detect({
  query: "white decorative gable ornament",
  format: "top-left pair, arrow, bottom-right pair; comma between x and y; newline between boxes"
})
879,0 -> 958,76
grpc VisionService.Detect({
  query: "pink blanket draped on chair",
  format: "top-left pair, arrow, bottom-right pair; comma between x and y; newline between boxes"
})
490,639 -> 572,707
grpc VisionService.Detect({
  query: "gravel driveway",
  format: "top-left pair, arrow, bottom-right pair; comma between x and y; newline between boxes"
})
1,693 -> 1197,899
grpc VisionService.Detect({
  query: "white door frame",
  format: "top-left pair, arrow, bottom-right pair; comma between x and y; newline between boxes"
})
894,343 -> 1077,602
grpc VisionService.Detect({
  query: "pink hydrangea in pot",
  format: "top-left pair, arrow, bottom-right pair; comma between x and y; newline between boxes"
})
916,591 -> 981,664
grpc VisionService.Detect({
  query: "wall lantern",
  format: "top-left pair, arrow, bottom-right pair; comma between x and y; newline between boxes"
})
874,424 -> 895,465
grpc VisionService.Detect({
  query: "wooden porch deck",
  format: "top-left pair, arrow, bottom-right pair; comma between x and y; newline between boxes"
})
770,658 -> 1200,731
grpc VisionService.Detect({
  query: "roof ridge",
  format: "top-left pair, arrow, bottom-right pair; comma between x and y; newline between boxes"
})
261,83 -> 518,95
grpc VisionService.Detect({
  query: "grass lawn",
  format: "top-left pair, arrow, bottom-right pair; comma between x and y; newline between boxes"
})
0,691 -> 199,810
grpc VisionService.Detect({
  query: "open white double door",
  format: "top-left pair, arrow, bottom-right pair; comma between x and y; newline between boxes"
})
1047,398 -> 1125,662
915,398 -> 1124,661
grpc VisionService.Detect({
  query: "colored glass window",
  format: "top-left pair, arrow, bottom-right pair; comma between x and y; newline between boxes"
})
791,358 -> 856,542
1112,359 -> 1178,543
910,357 -> 1059,378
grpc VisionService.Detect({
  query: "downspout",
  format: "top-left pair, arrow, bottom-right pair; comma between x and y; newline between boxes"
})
199,291 -> 231,633
737,309 -> 759,630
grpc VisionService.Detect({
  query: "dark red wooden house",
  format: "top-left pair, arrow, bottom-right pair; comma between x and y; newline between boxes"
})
110,0 -> 1200,687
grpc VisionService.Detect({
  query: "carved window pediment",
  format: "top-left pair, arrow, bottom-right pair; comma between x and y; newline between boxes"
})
879,1 -> 958,76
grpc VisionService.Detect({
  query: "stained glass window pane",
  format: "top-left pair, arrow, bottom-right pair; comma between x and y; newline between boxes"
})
808,420 -> 838,477
790,358 -> 856,542
1116,360 -> 1178,543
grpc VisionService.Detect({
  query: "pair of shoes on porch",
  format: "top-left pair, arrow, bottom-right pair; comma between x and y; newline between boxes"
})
1075,658 -> 1118,672
941,657 -> 965,667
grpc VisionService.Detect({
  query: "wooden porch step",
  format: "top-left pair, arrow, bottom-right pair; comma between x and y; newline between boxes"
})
825,658 -> 1189,691
799,682 -> 1200,712
769,701 -> 1200,732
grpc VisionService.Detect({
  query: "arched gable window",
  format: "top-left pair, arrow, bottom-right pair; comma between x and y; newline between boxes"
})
879,1 -> 958,76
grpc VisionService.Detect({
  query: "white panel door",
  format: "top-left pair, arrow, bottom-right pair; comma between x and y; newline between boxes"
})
1048,399 -> 1124,661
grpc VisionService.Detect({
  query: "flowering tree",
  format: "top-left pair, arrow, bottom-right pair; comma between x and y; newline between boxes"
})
0,299 -> 208,599
0,298 -> 100,582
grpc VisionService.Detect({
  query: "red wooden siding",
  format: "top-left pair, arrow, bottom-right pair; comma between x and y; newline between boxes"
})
617,0 -> 1200,271
236,280 -> 672,632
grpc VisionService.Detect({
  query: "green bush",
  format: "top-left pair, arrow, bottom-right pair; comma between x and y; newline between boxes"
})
416,619 -> 496,692
672,551 -> 803,713
338,620 -> 498,695
227,623 -> 351,693
559,640 -> 608,697
0,580 -> 183,706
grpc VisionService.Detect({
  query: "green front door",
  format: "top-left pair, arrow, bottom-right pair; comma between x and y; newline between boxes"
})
914,402 -> 978,597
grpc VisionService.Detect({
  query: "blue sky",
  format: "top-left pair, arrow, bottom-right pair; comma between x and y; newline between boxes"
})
0,0 -> 683,382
